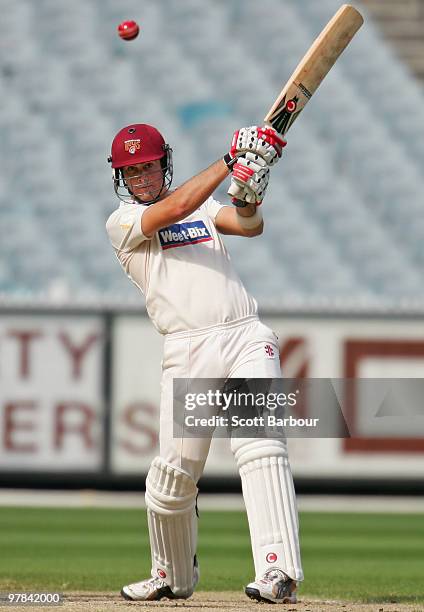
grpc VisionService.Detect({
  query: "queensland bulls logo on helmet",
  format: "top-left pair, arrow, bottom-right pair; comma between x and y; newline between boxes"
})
124,139 -> 141,155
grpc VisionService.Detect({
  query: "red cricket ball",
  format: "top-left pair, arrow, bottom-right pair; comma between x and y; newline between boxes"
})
117,20 -> 140,41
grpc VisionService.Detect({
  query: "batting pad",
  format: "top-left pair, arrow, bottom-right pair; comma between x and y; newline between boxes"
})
145,456 -> 198,596
232,439 -> 304,582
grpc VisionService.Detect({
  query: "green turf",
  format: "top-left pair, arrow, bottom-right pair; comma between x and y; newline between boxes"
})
0,507 -> 423,604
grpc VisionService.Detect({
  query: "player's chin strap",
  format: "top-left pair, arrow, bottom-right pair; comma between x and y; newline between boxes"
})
231,438 -> 304,582
145,457 -> 199,596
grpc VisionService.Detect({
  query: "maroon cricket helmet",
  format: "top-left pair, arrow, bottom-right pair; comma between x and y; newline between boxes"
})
108,123 -> 173,204
109,124 -> 167,168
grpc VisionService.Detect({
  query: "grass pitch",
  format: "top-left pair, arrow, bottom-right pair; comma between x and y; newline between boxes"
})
0,507 -> 423,605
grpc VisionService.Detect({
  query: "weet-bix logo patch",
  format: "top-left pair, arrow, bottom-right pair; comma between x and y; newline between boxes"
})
158,221 -> 213,250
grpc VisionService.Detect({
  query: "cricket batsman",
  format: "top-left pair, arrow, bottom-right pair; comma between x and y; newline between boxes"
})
106,123 -> 303,603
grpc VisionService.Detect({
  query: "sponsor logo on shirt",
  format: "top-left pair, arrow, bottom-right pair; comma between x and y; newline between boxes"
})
158,221 -> 213,250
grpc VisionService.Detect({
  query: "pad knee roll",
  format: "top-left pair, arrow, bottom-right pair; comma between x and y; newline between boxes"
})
232,438 -> 288,467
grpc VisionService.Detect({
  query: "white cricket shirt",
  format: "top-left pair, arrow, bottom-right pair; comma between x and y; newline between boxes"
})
106,196 -> 258,334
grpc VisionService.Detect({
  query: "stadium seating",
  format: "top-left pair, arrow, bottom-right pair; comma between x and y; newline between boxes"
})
0,0 -> 423,309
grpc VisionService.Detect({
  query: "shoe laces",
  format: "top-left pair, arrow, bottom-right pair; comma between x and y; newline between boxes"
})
261,568 -> 288,585
147,576 -> 167,590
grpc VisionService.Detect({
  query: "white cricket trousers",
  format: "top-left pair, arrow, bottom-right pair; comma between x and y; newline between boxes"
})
160,314 -> 281,480
157,314 -> 303,582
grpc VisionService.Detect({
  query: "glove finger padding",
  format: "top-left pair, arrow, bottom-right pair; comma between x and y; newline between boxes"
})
227,180 -> 257,204
230,184 -> 257,205
230,152 -> 270,204
230,125 -> 286,166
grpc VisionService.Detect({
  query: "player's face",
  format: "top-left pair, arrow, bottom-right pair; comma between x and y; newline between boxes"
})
122,159 -> 165,202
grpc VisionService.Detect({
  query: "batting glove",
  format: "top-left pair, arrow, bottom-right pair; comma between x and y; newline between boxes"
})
230,125 -> 287,166
228,152 -> 270,205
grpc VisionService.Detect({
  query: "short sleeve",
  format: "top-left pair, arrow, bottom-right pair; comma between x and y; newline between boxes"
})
106,204 -> 151,252
203,195 -> 231,223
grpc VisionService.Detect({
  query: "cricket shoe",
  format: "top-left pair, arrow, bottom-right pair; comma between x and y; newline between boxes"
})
121,556 -> 200,601
245,567 -> 297,604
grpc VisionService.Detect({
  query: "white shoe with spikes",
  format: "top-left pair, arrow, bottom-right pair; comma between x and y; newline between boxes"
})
245,567 -> 297,604
121,556 -> 200,602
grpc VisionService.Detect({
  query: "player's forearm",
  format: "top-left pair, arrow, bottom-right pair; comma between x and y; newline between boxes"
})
162,160 -> 229,222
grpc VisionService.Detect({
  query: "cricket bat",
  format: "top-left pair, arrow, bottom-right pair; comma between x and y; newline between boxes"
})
229,4 -> 364,198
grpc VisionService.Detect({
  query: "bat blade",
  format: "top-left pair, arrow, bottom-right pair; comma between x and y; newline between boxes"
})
264,4 -> 363,135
